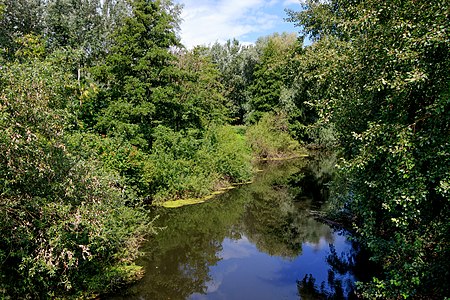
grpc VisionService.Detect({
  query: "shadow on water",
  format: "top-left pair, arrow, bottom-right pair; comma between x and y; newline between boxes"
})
108,153 -> 370,300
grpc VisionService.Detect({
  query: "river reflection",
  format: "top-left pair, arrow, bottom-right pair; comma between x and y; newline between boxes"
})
109,154 -> 362,300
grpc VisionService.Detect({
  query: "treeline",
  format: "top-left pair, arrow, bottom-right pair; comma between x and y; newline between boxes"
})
0,0 -> 306,298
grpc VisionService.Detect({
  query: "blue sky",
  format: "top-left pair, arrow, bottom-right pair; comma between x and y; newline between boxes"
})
174,0 -> 303,48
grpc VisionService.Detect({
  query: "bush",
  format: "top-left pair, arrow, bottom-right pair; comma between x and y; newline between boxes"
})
246,112 -> 303,159
204,125 -> 253,183
148,125 -> 253,203
0,56 -> 150,298
66,133 -> 153,201
67,125 -> 253,205
306,121 -> 338,149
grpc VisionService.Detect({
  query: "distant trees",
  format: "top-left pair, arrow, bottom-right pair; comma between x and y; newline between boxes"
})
0,0 -> 128,63
0,0 -> 44,56
174,47 -> 230,129
246,33 -> 298,123
207,33 -> 316,138
208,39 -> 257,123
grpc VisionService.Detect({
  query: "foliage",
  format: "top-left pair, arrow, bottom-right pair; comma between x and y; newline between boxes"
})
207,125 -> 253,182
208,39 -> 258,124
174,46 -> 231,129
0,0 -> 44,57
44,0 -> 128,56
207,34 -> 319,142
284,36 -> 348,144
0,53 -> 150,298
207,34 -> 318,132
246,33 -> 300,123
66,133 -> 153,200
246,112 -> 303,159
67,126 -> 251,207
89,0 -> 182,148
149,125 -> 252,203
289,0 -> 450,298
0,0 -> 129,68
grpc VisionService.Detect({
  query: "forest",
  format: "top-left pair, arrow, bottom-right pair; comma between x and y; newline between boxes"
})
0,0 -> 448,299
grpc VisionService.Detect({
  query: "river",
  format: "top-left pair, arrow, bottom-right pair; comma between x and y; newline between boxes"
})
109,154 -> 368,300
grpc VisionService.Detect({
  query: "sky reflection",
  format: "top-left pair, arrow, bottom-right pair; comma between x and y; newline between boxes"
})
190,232 -> 355,300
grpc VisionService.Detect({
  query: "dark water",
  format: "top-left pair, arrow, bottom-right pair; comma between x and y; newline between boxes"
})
110,154 -> 367,300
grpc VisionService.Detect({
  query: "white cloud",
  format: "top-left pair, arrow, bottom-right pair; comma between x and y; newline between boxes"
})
176,0 -> 292,48
283,0 -> 300,5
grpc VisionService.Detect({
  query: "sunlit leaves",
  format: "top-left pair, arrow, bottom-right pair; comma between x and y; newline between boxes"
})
289,0 -> 450,298
0,35 -> 150,299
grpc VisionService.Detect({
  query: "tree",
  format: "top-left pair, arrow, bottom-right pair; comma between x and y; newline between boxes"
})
208,39 -> 258,124
44,0 -> 130,82
90,0 -> 182,148
246,33 -> 300,123
289,0 -> 450,298
174,46 -> 230,129
0,0 -> 44,58
0,37 -> 149,298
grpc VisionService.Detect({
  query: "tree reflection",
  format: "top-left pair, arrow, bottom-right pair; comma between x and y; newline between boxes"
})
242,155 -> 337,258
288,152 -> 338,206
110,155 -> 365,300
112,191 -> 250,300
297,265 -> 356,299
242,188 -> 334,258
296,237 -> 376,300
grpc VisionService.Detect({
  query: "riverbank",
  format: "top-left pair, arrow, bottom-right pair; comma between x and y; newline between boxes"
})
108,155 -> 365,300
159,152 -> 309,208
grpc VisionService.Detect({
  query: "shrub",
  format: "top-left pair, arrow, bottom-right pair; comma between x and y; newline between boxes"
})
246,112 -> 303,159
0,56 -> 150,298
204,125 -> 253,184
148,125 -> 253,203
66,133 -> 153,200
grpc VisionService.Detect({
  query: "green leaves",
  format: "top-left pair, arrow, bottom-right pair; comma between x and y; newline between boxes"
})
0,34 -> 150,299
148,125 -> 252,203
87,0 -> 190,146
246,112 -> 303,159
246,33 -> 300,123
289,0 -> 450,298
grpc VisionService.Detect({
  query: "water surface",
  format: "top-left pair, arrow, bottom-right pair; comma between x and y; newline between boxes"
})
110,155 -> 364,300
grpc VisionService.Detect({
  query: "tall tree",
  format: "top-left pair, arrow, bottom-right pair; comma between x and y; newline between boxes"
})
45,0 -> 128,59
91,0 -> 182,148
246,33 -> 300,123
289,0 -> 450,298
0,0 -> 44,58
208,39 -> 257,124
44,0 -> 131,84
174,46 -> 230,129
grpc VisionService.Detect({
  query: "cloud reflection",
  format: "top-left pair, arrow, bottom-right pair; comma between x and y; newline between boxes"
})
219,236 -> 253,260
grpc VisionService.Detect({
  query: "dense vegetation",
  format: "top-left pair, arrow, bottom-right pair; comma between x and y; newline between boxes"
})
287,0 -> 449,298
0,0 -> 303,298
0,0 -> 448,298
